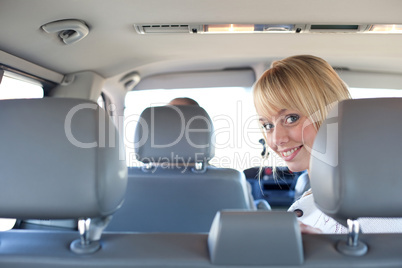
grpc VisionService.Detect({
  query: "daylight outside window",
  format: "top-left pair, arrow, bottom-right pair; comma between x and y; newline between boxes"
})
124,87 -> 269,171
348,87 -> 402,99
0,75 -> 43,100
124,86 -> 402,171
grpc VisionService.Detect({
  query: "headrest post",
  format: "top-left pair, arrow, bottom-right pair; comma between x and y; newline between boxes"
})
336,219 -> 368,256
347,219 -> 360,247
79,218 -> 91,246
70,218 -> 101,254
141,163 -> 156,173
144,163 -> 153,170
192,162 -> 207,173
195,162 -> 203,171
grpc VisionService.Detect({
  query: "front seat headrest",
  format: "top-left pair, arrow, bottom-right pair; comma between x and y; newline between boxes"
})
310,98 -> 402,220
0,98 -> 127,220
134,105 -> 215,164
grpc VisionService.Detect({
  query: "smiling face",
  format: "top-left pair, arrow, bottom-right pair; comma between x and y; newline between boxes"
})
253,55 -> 351,173
259,109 -> 317,173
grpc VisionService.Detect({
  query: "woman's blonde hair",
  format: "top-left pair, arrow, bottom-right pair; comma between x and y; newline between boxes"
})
254,55 -> 351,130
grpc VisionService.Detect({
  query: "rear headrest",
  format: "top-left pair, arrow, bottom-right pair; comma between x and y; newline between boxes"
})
134,105 -> 215,164
0,98 -> 127,219
310,98 -> 402,220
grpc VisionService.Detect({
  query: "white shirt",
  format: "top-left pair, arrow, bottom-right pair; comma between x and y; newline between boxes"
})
288,190 -> 402,234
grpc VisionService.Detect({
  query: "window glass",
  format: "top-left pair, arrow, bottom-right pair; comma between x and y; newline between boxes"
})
0,219 -> 16,231
97,94 -> 105,108
124,87 -> 268,171
0,75 -> 43,100
349,87 -> 402,99
124,87 -> 402,171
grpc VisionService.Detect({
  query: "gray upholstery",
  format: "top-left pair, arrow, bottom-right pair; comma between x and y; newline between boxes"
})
3,230 -> 402,268
208,210 -> 303,265
1,99 -> 402,267
106,105 -> 253,232
0,98 -> 127,219
134,105 -> 215,164
310,98 -> 402,220
106,167 -> 252,232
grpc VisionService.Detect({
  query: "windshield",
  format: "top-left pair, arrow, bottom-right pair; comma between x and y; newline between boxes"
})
124,87 -> 268,171
124,86 -> 402,171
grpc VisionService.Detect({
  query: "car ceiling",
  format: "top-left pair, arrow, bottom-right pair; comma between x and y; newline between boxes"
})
1,0 -> 402,85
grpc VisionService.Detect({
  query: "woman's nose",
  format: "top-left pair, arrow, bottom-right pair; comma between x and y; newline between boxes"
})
272,124 -> 289,146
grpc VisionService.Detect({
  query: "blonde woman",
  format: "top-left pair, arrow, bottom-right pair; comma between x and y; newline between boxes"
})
253,55 -> 402,233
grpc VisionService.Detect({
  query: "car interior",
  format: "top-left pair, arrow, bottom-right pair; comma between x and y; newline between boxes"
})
1,0 -> 402,267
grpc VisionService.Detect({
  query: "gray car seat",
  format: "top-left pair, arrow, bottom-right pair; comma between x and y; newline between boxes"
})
1,91 -> 402,268
106,105 -> 255,233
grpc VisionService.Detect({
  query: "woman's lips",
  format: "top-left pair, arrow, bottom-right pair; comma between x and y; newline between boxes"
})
280,145 -> 303,161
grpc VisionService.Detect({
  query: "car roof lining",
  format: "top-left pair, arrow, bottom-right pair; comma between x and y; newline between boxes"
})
1,0 -> 402,79
1,0 -> 402,101
134,69 -> 256,91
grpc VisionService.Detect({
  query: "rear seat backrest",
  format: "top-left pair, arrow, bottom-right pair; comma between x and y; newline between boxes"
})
106,105 -> 254,233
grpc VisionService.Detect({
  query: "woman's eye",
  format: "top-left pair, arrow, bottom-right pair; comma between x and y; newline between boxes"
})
285,114 -> 300,124
262,123 -> 274,131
